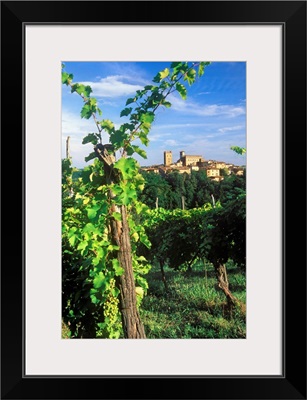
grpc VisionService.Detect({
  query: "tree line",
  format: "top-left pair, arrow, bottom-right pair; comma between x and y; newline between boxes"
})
138,169 -> 245,210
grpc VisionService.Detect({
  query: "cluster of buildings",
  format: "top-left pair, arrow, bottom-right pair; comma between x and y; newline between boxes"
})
141,150 -> 245,182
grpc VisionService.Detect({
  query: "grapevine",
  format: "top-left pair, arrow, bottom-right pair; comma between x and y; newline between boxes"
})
62,61 -> 211,338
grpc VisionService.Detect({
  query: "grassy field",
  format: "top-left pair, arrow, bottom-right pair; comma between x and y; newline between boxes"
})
62,261 -> 246,339
140,261 -> 246,339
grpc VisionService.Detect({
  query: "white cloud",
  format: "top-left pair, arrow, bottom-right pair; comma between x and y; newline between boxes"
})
168,94 -> 246,118
165,139 -> 178,146
81,75 -> 143,98
62,110 -> 98,136
61,109 -> 123,139
218,125 -> 245,133
148,132 -> 172,142
172,136 -> 246,164
198,105 -> 245,117
153,122 -> 214,131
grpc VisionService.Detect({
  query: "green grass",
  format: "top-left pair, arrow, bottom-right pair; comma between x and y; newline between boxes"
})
62,261 -> 246,339
140,261 -> 246,339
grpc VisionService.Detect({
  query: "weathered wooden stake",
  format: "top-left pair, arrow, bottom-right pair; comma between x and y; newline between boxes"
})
66,136 -> 70,159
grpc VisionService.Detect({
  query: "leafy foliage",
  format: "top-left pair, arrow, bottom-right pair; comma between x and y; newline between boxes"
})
140,188 -> 246,274
230,145 -> 246,155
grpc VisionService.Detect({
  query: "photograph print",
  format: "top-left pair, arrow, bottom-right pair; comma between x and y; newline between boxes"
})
61,61 -> 246,339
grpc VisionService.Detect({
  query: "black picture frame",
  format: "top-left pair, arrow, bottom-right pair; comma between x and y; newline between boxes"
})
1,1 -> 306,399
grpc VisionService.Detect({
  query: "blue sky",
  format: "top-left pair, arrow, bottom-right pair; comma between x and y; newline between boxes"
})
62,61 -> 246,169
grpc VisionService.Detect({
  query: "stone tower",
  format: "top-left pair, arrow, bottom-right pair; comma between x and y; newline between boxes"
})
164,150 -> 172,166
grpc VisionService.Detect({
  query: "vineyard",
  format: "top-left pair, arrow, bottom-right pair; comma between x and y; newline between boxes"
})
61,61 -> 246,339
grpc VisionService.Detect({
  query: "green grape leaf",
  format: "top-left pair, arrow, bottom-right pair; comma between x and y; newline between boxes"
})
112,259 -> 124,276
126,97 -> 136,106
120,107 -> 132,117
136,275 -> 149,291
82,133 -> 98,145
139,233 -> 151,248
162,100 -> 171,108
140,112 -> 155,124
110,130 -> 128,148
114,158 -> 138,180
198,61 -> 211,77
67,226 -> 77,236
125,145 -> 135,156
116,186 -> 137,206
90,294 -> 99,304
150,92 -> 164,105
71,84 -> 83,96
230,146 -> 246,155
80,104 -> 92,119
89,98 -> 97,107
131,231 -> 139,242
112,212 -> 122,221
132,145 -> 147,159
70,83 -> 79,93
135,202 -> 148,215
198,62 -> 205,77
77,240 -> 88,252
82,223 -> 96,234
170,62 -> 182,69
135,89 -> 147,99
86,204 -> 101,219
153,68 -> 169,82
62,72 -> 73,85
176,83 -> 187,100
100,119 -> 114,133
107,244 -> 120,252
171,62 -> 188,77
139,122 -> 151,135
93,272 -> 106,290
68,234 -> 77,247
185,68 -> 196,85
111,287 -> 120,297
71,83 -> 92,98
139,132 -> 149,146
160,81 -> 170,90
120,123 -> 135,132
84,152 -> 97,162
83,85 -> 93,97
144,85 -> 157,91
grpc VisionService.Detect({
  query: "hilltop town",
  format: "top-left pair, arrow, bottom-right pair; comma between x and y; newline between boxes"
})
141,150 -> 245,181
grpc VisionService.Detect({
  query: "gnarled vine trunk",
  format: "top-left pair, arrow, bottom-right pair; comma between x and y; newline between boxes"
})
95,144 -> 146,338
214,262 -> 236,310
111,204 -> 146,338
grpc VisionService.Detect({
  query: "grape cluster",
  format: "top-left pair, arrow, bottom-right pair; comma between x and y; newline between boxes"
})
103,279 -> 120,329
